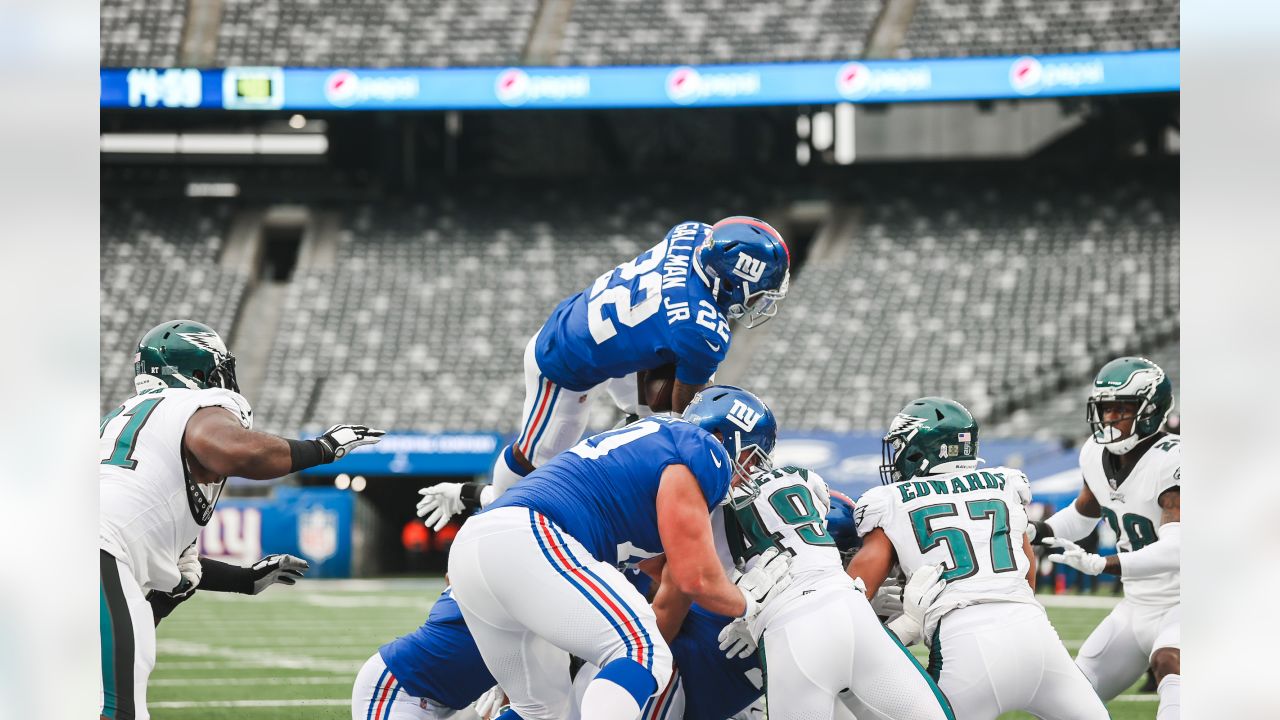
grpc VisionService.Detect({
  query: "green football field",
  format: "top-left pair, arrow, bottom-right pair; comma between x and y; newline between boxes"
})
147,579 -> 1156,719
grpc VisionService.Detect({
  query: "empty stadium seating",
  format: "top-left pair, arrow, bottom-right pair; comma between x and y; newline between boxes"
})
100,0 -> 187,67
100,202 -> 248,414
555,0 -> 883,66
752,171 -> 1178,435
251,185 -> 766,435
901,0 -> 1179,58
215,0 -> 538,68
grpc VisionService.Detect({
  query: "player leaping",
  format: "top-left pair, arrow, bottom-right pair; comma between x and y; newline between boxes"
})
100,320 -> 384,720
417,217 -> 790,530
1032,357 -> 1181,720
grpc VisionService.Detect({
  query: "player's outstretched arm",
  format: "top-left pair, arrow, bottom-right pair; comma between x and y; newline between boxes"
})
845,528 -> 896,598
1031,481 -> 1102,545
1048,487 -> 1180,577
185,407 -> 383,479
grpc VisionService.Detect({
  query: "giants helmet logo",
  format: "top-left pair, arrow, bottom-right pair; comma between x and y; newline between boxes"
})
732,254 -> 767,283
727,399 -> 763,432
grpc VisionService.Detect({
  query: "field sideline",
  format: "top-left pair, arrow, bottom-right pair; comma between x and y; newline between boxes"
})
148,579 -> 1156,719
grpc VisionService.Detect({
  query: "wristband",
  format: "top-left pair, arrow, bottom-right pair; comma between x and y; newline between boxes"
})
459,482 -> 488,509
198,557 -> 255,594
288,438 -> 328,472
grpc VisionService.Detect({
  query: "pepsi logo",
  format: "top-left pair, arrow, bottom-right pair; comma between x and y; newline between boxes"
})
495,68 -> 530,106
324,70 -> 359,106
836,62 -> 872,99
666,66 -> 702,105
1010,57 -> 1043,94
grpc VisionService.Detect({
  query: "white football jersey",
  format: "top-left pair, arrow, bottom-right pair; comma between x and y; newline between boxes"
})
723,466 -> 856,635
1079,434 -> 1180,606
856,466 -> 1039,641
99,386 -> 252,592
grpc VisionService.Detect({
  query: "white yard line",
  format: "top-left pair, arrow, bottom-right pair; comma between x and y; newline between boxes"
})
156,639 -> 362,673
150,699 -> 350,708
152,676 -> 348,686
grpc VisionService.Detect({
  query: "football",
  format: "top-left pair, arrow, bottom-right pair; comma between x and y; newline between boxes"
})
640,363 -> 677,413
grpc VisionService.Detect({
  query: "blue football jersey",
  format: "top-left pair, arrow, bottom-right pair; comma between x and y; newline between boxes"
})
673,606 -> 763,720
486,416 -> 733,565
378,588 -> 495,709
535,221 -> 732,392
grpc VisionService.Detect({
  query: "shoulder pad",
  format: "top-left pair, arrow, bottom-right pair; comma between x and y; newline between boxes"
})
853,485 -> 893,537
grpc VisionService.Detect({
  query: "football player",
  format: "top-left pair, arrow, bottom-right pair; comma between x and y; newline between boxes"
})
1033,357 -> 1180,720
708,465 -> 955,720
446,386 -> 792,720
146,550 -> 310,624
100,320 -> 384,720
416,218 -> 790,530
847,398 -> 1108,720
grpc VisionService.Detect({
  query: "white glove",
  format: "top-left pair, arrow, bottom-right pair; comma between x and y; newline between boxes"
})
175,543 -> 202,594
735,546 -> 794,622
417,483 -> 465,531
870,576 -> 904,618
1046,537 -> 1107,575
473,684 -> 507,720
717,618 -> 756,659
888,564 -> 946,646
317,424 -> 385,460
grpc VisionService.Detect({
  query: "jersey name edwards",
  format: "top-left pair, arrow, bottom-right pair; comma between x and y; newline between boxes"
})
895,470 -> 1013,503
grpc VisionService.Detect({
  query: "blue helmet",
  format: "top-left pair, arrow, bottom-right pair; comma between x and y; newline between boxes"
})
682,385 -> 778,486
825,489 -> 861,556
694,217 -> 791,328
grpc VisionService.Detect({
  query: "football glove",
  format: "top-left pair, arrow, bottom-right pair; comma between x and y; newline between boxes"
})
317,424 -> 385,461
417,483 -> 465,532
249,554 -> 310,595
887,563 -> 946,646
171,543 -> 202,596
717,617 -> 757,659
474,685 -> 508,720
736,546 -> 794,622
1045,537 -> 1107,575
869,576 -> 905,619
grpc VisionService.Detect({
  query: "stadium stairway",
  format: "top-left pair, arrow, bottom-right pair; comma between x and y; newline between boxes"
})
864,0 -> 920,59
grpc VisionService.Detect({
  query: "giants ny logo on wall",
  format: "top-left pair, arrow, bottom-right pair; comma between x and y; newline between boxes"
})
727,399 -> 763,432
732,254 -> 767,283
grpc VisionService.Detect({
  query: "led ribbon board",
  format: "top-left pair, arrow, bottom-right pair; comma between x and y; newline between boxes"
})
101,50 -> 1178,111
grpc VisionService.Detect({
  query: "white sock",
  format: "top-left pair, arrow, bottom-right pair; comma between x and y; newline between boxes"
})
1156,674 -> 1181,720
580,677 -> 644,720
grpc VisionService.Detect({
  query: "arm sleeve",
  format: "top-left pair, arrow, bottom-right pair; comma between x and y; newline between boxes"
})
671,323 -> 728,386
196,557 -> 255,594
1119,522 -> 1181,578
854,488 -> 891,537
1156,444 -> 1181,496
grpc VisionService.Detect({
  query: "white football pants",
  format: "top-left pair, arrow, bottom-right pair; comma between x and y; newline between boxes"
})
930,602 -> 1108,720
448,507 -> 672,720
761,584 -> 955,720
1076,599 -> 1180,701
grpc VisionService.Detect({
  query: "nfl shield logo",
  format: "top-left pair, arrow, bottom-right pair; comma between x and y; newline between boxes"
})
298,506 -> 338,565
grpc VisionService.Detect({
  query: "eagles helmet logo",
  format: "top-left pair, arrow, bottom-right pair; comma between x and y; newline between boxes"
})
178,331 -> 229,359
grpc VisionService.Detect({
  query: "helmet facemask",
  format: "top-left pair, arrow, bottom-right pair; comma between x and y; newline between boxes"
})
1088,396 -> 1156,455
730,271 -> 789,329
204,353 -> 240,394
880,433 -> 926,485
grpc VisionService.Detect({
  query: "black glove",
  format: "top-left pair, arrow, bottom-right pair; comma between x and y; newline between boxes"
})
1029,520 -> 1055,546
146,587 -> 196,625
316,424 -> 385,462
249,554 -> 310,595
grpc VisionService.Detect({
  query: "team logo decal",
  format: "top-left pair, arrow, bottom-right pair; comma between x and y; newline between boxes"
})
732,254 -> 767,283
727,399 -> 763,432
178,331 -> 228,357
888,413 -> 926,440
